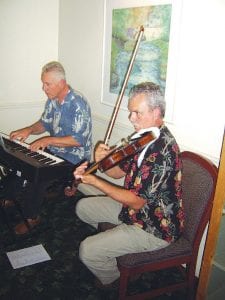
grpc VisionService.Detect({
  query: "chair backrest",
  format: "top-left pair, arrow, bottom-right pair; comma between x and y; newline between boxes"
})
181,151 -> 217,247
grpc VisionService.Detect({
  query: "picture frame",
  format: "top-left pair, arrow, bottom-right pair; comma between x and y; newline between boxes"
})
101,0 -> 182,123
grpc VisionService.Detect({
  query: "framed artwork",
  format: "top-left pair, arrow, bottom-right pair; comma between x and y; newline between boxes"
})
101,0 -> 182,123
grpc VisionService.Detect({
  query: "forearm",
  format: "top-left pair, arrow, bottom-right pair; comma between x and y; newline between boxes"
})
47,136 -> 80,147
26,121 -> 46,135
30,135 -> 80,151
10,120 -> 45,141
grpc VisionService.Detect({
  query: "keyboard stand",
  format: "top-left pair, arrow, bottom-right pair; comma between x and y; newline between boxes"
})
0,170 -> 28,239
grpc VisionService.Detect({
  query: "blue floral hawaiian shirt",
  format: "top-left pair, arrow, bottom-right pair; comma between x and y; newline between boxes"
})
119,125 -> 184,243
40,88 -> 92,165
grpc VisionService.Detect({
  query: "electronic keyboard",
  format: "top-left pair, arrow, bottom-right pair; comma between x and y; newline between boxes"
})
0,132 -> 74,183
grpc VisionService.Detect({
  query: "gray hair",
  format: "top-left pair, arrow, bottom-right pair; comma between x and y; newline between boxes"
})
129,82 -> 166,117
41,61 -> 66,81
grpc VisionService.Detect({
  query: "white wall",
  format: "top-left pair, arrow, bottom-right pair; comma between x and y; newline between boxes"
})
0,0 -> 59,135
58,0 -> 109,147
170,0 -> 225,163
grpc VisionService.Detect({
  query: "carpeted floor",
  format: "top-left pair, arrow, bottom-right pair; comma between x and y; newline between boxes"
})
0,183 -> 187,300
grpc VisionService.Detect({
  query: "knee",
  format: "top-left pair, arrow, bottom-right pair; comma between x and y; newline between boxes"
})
79,238 -> 93,264
75,198 -> 86,218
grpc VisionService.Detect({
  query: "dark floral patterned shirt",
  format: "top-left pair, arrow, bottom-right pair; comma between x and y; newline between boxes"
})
119,125 -> 184,243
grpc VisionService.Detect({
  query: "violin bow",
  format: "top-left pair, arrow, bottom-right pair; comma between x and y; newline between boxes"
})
81,26 -> 144,177
104,25 -> 144,146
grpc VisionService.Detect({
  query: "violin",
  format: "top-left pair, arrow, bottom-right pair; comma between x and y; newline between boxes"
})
85,131 -> 156,174
64,130 -> 156,196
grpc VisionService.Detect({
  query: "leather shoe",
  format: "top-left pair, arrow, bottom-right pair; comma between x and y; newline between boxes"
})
64,185 -> 77,197
1,199 -> 15,208
14,217 -> 41,235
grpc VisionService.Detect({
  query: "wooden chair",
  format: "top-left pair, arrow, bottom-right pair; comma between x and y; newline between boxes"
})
99,151 -> 218,300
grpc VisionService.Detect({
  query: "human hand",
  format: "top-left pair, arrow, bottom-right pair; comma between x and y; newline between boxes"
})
29,137 -> 51,151
73,161 -> 89,179
76,173 -> 97,186
94,143 -> 111,162
10,128 -> 31,142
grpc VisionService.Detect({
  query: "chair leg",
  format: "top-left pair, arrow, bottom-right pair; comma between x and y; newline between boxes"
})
118,272 -> 129,300
0,200 -> 16,239
0,196 -> 29,235
186,264 -> 198,300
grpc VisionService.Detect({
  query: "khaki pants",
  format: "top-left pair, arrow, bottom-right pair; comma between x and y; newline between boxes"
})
76,196 -> 168,285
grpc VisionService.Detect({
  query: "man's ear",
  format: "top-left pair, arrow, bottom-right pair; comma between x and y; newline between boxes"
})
153,107 -> 161,119
59,79 -> 66,88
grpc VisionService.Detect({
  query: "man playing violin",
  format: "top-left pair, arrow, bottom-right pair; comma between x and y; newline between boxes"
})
74,82 -> 184,288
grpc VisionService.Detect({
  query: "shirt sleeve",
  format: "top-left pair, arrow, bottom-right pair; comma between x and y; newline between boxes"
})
40,99 -> 53,133
68,96 -> 92,146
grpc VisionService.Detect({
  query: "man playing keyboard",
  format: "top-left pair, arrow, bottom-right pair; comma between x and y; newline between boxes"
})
2,61 -> 92,235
